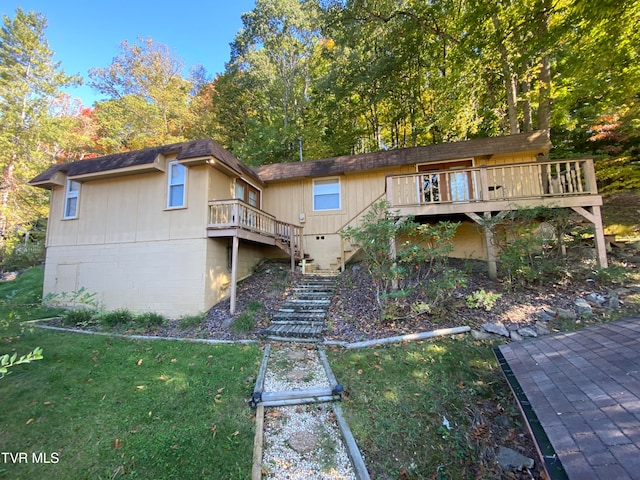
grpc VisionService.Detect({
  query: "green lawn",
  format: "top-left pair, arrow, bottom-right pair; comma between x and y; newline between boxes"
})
0,269 -> 260,479
327,337 -> 523,480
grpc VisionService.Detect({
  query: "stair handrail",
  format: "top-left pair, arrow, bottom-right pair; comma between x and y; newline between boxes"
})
337,192 -> 386,270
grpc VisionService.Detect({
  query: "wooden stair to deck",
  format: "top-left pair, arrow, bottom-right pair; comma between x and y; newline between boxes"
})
263,275 -> 338,342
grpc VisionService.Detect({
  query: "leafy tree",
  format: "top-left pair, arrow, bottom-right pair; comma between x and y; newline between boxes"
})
221,0 -> 322,164
0,8 -> 79,240
89,37 -> 194,151
341,200 -> 461,320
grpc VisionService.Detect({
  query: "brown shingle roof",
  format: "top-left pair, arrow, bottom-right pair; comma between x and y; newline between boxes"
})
29,138 -> 262,186
253,130 -> 551,182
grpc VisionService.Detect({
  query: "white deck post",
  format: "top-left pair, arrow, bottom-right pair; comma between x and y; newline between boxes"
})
572,205 -> 609,269
466,212 -> 498,280
483,213 -> 498,281
230,234 -> 239,314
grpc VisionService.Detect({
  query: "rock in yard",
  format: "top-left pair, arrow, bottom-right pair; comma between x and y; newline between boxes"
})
574,298 -> 594,317
556,308 -> 577,320
288,430 -> 319,453
517,327 -> 538,338
286,368 -> 309,382
587,293 -> 607,305
471,329 -> 495,340
534,309 -> 556,322
481,323 -> 510,337
510,330 -> 523,342
287,350 -> 307,361
496,446 -> 535,472
608,292 -> 620,309
535,321 -> 551,335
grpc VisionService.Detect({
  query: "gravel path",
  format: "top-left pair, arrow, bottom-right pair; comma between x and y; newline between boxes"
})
258,344 -> 358,479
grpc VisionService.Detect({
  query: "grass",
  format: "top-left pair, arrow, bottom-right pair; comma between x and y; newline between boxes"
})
0,268 -> 261,479
327,336 -> 523,479
231,300 -> 263,334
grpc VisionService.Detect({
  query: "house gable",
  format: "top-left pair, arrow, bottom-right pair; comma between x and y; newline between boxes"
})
29,138 -> 264,189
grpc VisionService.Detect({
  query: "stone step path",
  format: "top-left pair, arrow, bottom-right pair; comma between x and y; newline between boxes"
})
250,343 -> 370,480
263,275 -> 338,342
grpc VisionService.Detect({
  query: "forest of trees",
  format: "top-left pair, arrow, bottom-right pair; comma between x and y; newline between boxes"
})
0,1 -> 638,250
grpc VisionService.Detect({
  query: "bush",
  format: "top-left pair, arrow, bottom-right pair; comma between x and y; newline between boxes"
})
341,199 -> 463,321
178,313 -> 205,330
137,312 -> 167,328
61,308 -> 99,327
493,206 -> 582,287
465,289 -> 501,311
0,242 -> 45,271
99,308 -> 135,327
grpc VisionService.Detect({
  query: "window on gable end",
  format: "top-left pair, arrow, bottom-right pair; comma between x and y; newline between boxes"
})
167,161 -> 187,208
64,180 -> 80,219
313,178 -> 341,211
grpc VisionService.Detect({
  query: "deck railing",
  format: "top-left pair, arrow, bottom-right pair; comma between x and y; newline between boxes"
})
207,199 -> 303,255
386,158 -> 598,207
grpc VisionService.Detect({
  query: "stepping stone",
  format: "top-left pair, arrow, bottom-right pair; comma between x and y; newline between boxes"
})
288,430 -> 319,453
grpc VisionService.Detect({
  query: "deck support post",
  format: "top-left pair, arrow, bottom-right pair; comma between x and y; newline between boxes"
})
390,235 -> 398,290
290,240 -> 295,272
466,212 -> 498,281
571,205 -> 609,268
230,234 -> 239,314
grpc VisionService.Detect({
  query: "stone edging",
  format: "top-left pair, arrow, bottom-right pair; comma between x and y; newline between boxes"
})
325,326 -> 472,349
24,318 -> 257,345
26,318 -> 471,348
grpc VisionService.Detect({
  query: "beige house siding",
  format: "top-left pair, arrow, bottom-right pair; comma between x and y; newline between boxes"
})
44,239 -> 209,317
42,159 -> 274,316
46,162 -> 209,247
203,239 -> 277,309
261,152 -> 539,268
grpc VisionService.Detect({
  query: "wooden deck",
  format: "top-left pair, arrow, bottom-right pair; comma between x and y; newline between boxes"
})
385,158 -> 608,274
386,158 -> 601,216
207,199 -> 303,258
207,199 -> 304,314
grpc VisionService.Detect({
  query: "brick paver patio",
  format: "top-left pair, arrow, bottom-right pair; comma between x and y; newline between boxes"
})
497,317 -> 640,480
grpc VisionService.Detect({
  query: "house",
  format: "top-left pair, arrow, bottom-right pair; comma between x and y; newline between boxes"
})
30,131 -> 607,317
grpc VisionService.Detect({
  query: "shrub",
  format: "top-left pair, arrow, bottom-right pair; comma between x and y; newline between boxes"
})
61,308 -> 99,327
137,312 -> 167,328
493,206 -> 582,287
99,308 -> 135,327
247,300 -> 263,312
0,242 -> 45,271
465,289 -> 501,311
341,200 -> 463,321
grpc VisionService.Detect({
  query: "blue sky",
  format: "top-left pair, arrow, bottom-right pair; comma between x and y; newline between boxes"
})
5,0 -> 257,106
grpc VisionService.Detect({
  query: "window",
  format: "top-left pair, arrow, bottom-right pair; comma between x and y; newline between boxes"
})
64,180 -> 80,219
167,161 -> 186,208
234,181 -> 245,201
248,190 -> 258,207
313,178 -> 341,211
234,179 -> 261,208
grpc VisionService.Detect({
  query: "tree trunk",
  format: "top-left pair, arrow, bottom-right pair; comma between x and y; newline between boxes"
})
492,14 -> 519,134
536,0 -> 552,131
0,160 -> 16,238
521,79 -> 533,131
537,54 -> 551,131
